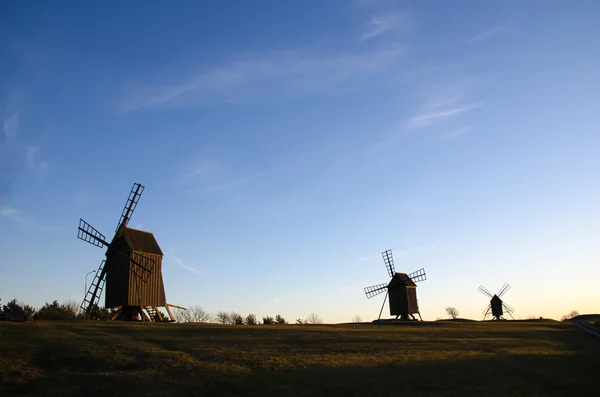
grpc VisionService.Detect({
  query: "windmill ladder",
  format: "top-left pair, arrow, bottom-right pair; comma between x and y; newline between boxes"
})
571,321 -> 600,339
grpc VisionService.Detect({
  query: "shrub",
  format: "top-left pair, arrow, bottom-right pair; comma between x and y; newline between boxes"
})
230,312 -> 244,325
560,310 -> 580,321
245,314 -> 257,325
275,314 -> 287,324
262,315 -> 274,325
34,301 -> 78,321
1,299 -> 36,321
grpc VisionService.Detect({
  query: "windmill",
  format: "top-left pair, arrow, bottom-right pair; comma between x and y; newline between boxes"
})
78,182 -> 175,322
364,249 -> 427,321
478,283 -> 515,320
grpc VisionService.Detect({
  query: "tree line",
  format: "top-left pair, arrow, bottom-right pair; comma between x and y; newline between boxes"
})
0,298 -> 324,324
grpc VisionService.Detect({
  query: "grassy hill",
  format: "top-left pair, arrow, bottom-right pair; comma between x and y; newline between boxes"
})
1,320 -> 599,396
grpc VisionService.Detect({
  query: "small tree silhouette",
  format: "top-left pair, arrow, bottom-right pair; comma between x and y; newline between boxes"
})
215,311 -> 231,324
262,315 -> 274,325
445,306 -> 459,319
352,314 -> 363,323
306,312 -> 323,324
230,312 -> 244,325
560,310 -> 580,321
275,314 -> 287,324
245,314 -> 257,325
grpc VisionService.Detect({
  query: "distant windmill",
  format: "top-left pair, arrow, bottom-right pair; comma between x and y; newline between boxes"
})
364,249 -> 427,321
78,182 -> 175,322
478,283 -> 515,320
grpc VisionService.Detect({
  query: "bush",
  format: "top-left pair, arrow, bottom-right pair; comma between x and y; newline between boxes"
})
34,300 -> 78,321
87,305 -> 113,321
560,310 -> 580,321
1,299 -> 36,321
245,314 -> 257,325
230,312 -> 244,325
262,315 -> 274,325
275,314 -> 287,324
296,318 -> 306,325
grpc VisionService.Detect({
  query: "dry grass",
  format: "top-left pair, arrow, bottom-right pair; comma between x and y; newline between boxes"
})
1,320 -> 599,396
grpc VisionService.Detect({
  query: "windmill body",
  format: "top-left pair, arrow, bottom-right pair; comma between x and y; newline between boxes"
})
364,249 -> 426,321
105,227 -> 166,309
78,183 -> 175,322
478,284 -> 515,320
490,295 -> 503,319
388,273 -> 419,318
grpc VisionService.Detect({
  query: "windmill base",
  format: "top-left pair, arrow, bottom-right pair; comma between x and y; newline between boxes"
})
110,306 -> 175,322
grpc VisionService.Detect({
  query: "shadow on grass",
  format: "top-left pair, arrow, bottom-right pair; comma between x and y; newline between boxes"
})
5,352 -> 599,397
1,321 -> 599,397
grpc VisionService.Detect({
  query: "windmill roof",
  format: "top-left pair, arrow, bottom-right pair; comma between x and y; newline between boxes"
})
390,272 -> 417,287
121,227 -> 163,256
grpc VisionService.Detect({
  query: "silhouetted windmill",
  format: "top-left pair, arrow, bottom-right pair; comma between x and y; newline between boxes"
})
478,283 -> 515,320
364,249 -> 426,321
78,183 -> 175,322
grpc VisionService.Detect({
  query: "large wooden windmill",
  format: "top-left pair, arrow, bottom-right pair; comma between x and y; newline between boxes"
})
78,183 -> 175,322
478,283 -> 515,320
364,249 -> 427,321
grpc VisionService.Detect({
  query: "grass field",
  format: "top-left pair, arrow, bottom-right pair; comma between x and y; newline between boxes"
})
1,320 -> 599,396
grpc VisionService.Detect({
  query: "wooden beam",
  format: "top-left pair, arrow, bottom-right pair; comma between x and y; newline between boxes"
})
167,303 -> 187,311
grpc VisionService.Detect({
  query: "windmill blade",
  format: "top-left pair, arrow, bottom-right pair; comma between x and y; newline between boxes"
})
408,268 -> 427,283
78,219 -> 109,247
482,305 -> 492,316
382,249 -> 395,278
115,183 -> 144,233
497,283 -> 511,297
502,302 -> 515,314
364,283 -> 388,299
478,285 -> 493,298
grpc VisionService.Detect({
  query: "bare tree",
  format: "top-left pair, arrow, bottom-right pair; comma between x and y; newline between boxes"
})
173,306 -> 213,323
352,314 -> 363,323
296,318 -> 306,325
306,312 -> 323,324
561,310 -> 580,321
445,306 -> 459,319
245,314 -> 257,325
215,311 -> 231,324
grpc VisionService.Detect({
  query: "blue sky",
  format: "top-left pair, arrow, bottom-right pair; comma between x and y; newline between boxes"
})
1,0 -> 599,322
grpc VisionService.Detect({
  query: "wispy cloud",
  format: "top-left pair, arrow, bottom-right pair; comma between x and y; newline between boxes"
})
177,160 -> 217,182
178,157 -> 270,194
172,258 -> 203,276
359,13 -> 406,42
26,146 -> 50,176
3,112 -> 18,138
406,103 -> 482,130
0,206 -> 60,232
440,126 -> 473,141
120,45 -> 405,112
453,26 -> 509,46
